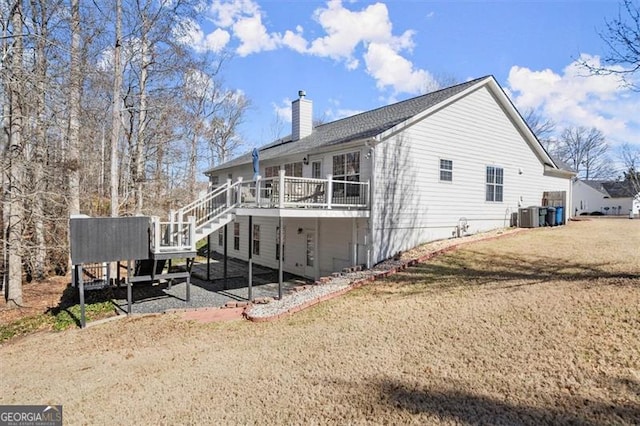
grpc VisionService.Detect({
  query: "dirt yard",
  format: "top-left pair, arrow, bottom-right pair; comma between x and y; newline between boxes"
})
1,219 -> 638,425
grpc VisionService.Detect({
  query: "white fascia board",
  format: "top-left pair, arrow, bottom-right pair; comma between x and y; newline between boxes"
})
544,165 -> 575,179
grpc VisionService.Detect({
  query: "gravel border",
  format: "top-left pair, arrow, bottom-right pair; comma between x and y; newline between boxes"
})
245,227 -> 527,321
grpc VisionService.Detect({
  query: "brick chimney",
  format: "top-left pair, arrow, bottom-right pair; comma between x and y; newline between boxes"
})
292,90 -> 312,141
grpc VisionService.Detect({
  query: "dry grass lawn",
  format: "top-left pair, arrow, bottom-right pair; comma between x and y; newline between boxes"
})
1,219 -> 639,425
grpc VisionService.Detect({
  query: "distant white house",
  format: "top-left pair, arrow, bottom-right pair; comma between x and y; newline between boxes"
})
185,76 -> 573,280
572,179 -> 640,216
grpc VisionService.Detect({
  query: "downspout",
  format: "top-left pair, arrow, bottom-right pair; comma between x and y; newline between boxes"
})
364,137 -> 379,269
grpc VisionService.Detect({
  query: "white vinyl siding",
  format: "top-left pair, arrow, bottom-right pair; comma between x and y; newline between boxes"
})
210,217 -> 366,279
372,85 -> 571,263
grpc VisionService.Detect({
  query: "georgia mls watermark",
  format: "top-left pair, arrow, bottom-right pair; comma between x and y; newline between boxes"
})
0,405 -> 62,426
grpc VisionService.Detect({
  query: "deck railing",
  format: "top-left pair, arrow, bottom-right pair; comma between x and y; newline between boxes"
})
155,172 -> 370,251
150,216 -> 196,253
238,170 -> 369,210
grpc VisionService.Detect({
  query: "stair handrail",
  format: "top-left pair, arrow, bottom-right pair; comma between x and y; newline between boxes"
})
174,178 -> 243,231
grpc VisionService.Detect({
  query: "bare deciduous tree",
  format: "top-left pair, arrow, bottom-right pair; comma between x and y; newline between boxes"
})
522,108 -> 556,150
584,0 -> 640,90
556,126 -> 613,179
620,142 -> 640,191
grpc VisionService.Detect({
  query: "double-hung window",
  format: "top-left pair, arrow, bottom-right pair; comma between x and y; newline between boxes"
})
332,151 -> 360,200
252,224 -> 260,256
233,222 -> 240,250
485,166 -> 504,202
440,159 -> 453,182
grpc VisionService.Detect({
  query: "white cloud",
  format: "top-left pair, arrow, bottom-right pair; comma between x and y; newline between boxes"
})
234,14 -> 279,56
364,42 -> 437,94
196,0 -> 435,95
204,0 -> 281,57
207,0 -> 260,28
173,17 -> 230,53
507,54 -> 639,147
304,0 -> 430,95
282,28 -> 308,53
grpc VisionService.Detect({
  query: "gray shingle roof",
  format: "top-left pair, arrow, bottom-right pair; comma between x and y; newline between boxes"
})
206,76 -> 489,174
582,180 -> 638,198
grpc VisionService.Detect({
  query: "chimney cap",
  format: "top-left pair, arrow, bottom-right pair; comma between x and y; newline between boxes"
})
298,90 -> 306,99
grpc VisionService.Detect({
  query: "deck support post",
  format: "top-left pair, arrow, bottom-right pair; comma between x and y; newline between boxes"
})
314,218 -> 320,280
223,223 -> 228,290
77,265 -> 86,328
278,216 -> 283,300
248,215 -> 253,302
127,260 -> 133,314
326,174 -> 333,209
352,217 -> 357,267
206,234 -> 211,281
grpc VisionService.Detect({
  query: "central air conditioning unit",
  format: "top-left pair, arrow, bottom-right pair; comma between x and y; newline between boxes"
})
518,206 -> 539,228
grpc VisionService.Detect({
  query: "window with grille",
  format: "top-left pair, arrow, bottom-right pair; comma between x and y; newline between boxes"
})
486,166 -> 504,202
284,162 -> 303,177
311,161 -> 322,179
440,159 -> 453,182
332,151 -> 360,198
233,222 -> 240,250
252,224 -> 260,256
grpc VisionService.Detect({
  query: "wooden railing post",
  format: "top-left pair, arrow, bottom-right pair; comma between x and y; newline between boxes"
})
236,177 -> 243,205
168,211 -> 174,247
365,179 -> 370,207
225,178 -> 232,208
256,176 -> 261,207
188,216 -> 196,251
326,174 -> 333,209
177,211 -> 183,248
153,216 -> 161,253
278,169 -> 285,208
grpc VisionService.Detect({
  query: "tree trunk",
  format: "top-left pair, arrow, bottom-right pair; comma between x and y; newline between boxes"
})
68,0 -> 81,217
30,0 -> 48,280
110,0 -> 122,218
5,1 -> 26,307
134,25 -> 149,215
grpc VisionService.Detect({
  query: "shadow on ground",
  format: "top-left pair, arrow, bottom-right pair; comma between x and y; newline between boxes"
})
375,250 -> 639,297
377,379 -> 640,425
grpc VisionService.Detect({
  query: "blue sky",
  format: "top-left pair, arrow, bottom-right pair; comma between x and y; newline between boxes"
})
183,0 -> 639,167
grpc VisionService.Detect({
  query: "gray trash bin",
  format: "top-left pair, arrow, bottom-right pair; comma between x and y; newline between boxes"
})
538,206 -> 547,226
546,207 -> 556,226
